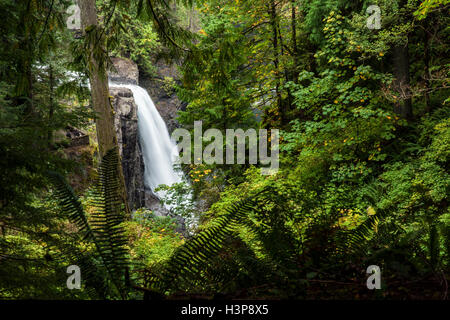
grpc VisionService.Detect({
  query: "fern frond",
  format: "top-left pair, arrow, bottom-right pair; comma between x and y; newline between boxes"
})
89,148 -> 130,298
49,147 -> 129,299
148,188 -> 271,293
48,171 -> 110,298
48,171 -> 93,241
341,213 -> 381,255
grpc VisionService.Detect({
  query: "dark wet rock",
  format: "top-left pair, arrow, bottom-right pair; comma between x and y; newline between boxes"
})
145,191 -> 187,234
144,191 -> 170,217
64,126 -> 90,147
139,59 -> 184,134
110,87 -> 145,210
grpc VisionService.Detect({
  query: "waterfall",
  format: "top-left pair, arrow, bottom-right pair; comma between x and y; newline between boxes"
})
110,83 -> 185,208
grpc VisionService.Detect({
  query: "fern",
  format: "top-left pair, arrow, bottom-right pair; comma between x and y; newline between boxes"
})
146,188 -> 272,293
89,147 -> 129,297
49,147 -> 129,299
340,214 -> 381,255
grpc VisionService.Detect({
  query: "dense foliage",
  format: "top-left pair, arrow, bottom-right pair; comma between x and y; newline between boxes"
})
172,0 -> 450,299
0,0 -> 448,300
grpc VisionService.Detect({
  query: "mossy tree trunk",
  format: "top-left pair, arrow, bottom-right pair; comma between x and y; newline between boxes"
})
78,0 -> 117,156
78,0 -> 130,216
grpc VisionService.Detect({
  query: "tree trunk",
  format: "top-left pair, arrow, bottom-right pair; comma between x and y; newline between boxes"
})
291,0 -> 299,82
268,0 -> 284,125
78,0 -> 130,216
392,43 -> 412,119
78,0 -> 117,156
47,64 -> 54,146
278,21 -> 294,119
423,28 -> 431,113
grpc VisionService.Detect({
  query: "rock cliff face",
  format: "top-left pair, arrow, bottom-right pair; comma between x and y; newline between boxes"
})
109,58 -> 145,210
109,57 -> 139,85
110,87 -> 146,210
139,59 -> 186,134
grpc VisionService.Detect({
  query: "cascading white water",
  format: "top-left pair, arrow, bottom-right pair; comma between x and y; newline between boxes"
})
110,83 -> 185,208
